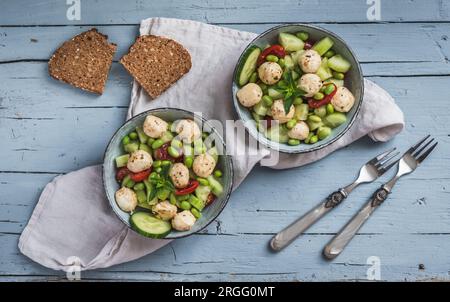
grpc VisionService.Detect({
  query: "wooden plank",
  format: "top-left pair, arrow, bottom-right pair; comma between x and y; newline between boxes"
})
0,233 -> 449,281
1,23 -> 450,76
1,0 -> 449,25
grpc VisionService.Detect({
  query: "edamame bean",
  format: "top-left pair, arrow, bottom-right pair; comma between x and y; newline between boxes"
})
122,135 -> 130,145
139,143 -> 151,153
171,139 -> 183,149
332,71 -> 345,80
155,167 -> 162,173
296,31 -> 309,41
317,126 -> 332,140
326,103 -> 335,114
308,115 -> 322,123
169,193 -> 177,205
304,132 -> 314,144
286,119 -> 297,129
168,146 -> 180,158
129,132 -> 138,140
249,72 -> 258,83
184,156 -> 193,168
309,135 -> 318,144
278,58 -> 286,68
153,160 -> 162,168
149,172 -> 158,180
323,84 -> 335,95
314,106 -> 327,118
262,95 -> 273,107
197,177 -> 209,186
266,54 -> 279,62
313,92 -> 324,100
121,175 -> 131,187
125,179 -> 135,188
293,97 -> 303,105
324,50 -> 335,58
133,183 -> 145,191
161,160 -> 171,166
288,139 -> 300,146
180,201 -> 191,210
214,170 -> 223,178
151,139 -> 164,149
147,137 -> 155,146
191,208 -> 202,219
320,85 -> 328,93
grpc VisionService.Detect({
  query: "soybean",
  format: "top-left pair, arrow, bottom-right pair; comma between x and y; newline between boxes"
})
296,31 -> 309,41
125,179 -> 135,188
161,160 -> 171,166
304,132 -> 314,144
169,193 -> 177,205
129,132 -> 138,140
308,115 -> 322,123
293,97 -> 303,105
214,170 -> 223,178
122,135 -> 130,145
171,139 -> 183,149
288,139 -> 300,146
266,54 -> 279,62
309,135 -> 318,144
286,119 -> 297,129
151,139 -> 164,150
191,208 -> 202,219
155,167 -> 162,173
262,95 -> 273,107
168,146 -> 180,158
317,126 -> 332,140
332,71 -> 345,80
249,72 -> 258,83
324,50 -> 335,58
180,201 -> 192,210
153,160 -> 162,168
147,137 -> 155,146
313,92 -> 324,100
278,58 -> 286,68
184,156 -> 193,168
326,103 -> 335,114
133,183 -> 145,191
197,177 -> 209,186
323,84 -> 335,95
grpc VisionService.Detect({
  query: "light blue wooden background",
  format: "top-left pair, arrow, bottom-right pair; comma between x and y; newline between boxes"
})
1,0 -> 449,281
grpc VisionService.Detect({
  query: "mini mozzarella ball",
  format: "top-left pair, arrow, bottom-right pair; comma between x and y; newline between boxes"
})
193,153 -> 216,178
258,62 -> 283,85
153,201 -> 177,221
174,119 -> 201,143
172,210 -> 196,231
236,83 -> 263,108
331,87 -> 356,113
298,73 -> 323,97
288,121 -> 310,140
169,163 -> 190,189
271,99 -> 295,123
298,49 -> 322,73
127,150 -> 153,173
143,115 -> 168,138
115,187 -> 137,212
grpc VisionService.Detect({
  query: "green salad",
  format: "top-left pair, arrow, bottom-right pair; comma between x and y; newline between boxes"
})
114,115 -> 223,238
235,31 -> 356,146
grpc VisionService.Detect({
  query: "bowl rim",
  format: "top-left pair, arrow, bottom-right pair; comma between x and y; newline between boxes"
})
231,23 -> 364,154
102,107 -> 234,239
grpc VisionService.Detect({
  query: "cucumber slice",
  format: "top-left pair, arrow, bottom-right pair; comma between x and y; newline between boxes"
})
312,37 -> 334,56
135,127 -> 149,144
160,131 -> 174,144
206,176 -> 223,196
207,146 -> 219,163
124,142 -> 139,153
253,101 -> 268,116
327,55 -> 351,73
290,50 -> 304,65
195,185 -> 212,203
294,104 -> 309,121
115,154 -> 130,168
189,194 -> 205,211
283,55 -> 295,70
278,33 -> 304,52
236,45 -> 261,87
324,78 -> 344,87
316,57 -> 333,81
139,143 -> 151,153
265,124 -> 289,143
130,212 -> 171,238
268,88 -> 283,99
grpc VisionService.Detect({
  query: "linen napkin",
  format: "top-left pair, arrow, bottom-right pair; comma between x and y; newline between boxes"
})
19,18 -> 404,272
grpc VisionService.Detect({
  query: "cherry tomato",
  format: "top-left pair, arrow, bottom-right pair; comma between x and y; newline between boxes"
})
129,168 -> 152,182
175,180 -> 199,196
116,167 -> 130,182
307,84 -> 337,109
257,45 -> 286,66
206,193 -> 216,206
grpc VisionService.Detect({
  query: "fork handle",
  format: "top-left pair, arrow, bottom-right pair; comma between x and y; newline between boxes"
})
323,186 -> 389,260
270,189 -> 347,251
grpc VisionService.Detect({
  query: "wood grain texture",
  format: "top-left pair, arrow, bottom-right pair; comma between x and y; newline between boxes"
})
1,0 -> 450,282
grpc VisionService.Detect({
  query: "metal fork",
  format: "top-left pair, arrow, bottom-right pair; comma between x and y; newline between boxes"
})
323,135 -> 438,260
270,148 -> 399,251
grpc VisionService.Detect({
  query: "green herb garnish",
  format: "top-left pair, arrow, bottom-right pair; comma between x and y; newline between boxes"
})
275,71 -> 306,114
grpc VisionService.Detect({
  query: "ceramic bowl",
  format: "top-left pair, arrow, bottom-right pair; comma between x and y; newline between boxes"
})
103,108 -> 233,239
232,24 -> 364,154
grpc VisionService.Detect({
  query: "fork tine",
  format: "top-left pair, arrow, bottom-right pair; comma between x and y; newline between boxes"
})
407,135 -> 430,154
413,138 -> 434,158
417,142 -> 438,163
370,147 -> 396,164
376,151 -> 400,167
378,155 -> 400,174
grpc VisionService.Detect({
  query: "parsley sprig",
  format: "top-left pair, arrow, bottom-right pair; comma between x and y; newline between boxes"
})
274,71 -> 306,114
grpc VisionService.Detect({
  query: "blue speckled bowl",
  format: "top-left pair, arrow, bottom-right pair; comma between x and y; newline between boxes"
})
102,108 -> 233,239
232,24 -> 364,154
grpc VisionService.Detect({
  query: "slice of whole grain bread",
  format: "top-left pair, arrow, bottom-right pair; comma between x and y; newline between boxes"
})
120,35 -> 191,99
48,28 -> 117,94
